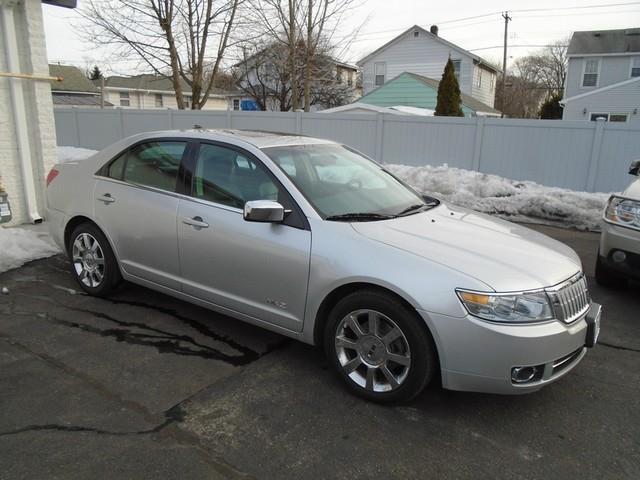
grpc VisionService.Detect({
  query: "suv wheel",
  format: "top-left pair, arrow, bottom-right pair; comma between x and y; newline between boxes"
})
595,253 -> 626,289
68,223 -> 121,296
324,290 -> 437,403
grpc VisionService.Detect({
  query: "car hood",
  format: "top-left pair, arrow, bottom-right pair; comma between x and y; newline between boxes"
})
622,177 -> 640,200
351,204 -> 582,292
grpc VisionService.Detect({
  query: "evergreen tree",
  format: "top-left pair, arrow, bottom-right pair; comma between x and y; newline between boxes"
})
89,65 -> 103,80
435,58 -> 464,117
539,93 -> 563,119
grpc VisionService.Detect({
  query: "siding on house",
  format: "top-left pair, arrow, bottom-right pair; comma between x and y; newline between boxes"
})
102,88 -> 233,110
562,77 -> 640,124
358,26 -> 498,108
565,55 -> 639,99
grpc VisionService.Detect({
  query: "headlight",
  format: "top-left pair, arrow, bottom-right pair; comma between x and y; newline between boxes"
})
456,290 -> 554,323
604,196 -> 640,230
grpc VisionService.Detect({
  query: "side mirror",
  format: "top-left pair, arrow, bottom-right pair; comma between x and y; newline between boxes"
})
629,160 -> 640,176
243,200 -> 285,223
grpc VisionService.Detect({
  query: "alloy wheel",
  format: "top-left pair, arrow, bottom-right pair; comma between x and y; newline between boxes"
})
72,233 -> 105,288
334,309 -> 411,392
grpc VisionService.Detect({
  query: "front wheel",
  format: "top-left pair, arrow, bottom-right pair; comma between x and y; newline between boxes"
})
68,223 -> 121,296
595,253 -> 627,289
324,290 -> 438,404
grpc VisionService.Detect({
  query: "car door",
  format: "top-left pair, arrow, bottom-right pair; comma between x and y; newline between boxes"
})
94,139 -> 190,290
177,141 -> 311,332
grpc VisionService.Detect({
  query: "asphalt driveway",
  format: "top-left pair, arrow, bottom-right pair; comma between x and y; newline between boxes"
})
1,224 -> 638,479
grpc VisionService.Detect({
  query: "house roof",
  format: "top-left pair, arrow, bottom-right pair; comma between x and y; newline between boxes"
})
99,74 -> 242,96
567,28 -> 640,55
49,64 -> 99,93
357,72 -> 500,115
357,25 -> 501,73
52,93 -> 114,107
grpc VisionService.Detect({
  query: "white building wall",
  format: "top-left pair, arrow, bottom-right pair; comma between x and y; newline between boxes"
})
0,0 -> 57,225
565,55 -> 638,99
471,65 -> 497,108
359,29 -> 476,96
562,77 -> 640,124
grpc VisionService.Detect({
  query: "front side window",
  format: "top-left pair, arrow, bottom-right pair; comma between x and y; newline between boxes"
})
192,143 -> 281,209
119,92 -> 130,107
374,62 -> 386,86
233,99 -> 240,110
106,141 -> 187,192
631,57 -> 640,77
590,113 -> 609,121
476,69 -> 483,88
583,59 -> 600,87
609,114 -> 628,122
155,94 -> 163,107
264,144 -> 429,219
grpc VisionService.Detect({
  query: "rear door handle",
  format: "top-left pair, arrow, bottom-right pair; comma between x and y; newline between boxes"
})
97,193 -> 115,204
182,216 -> 209,229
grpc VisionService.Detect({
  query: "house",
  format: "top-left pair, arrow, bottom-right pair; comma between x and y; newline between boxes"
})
49,64 -> 113,108
561,28 -> 640,124
1,0 -> 67,226
234,44 -> 359,111
99,74 -> 250,111
357,25 -> 500,108
321,103 -> 434,115
340,72 -> 500,117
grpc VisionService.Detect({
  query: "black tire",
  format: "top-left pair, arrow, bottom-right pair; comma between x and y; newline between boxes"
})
68,223 -> 122,296
595,254 -> 626,289
324,289 -> 438,404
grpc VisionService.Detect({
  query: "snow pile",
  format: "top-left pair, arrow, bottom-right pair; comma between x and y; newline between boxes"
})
0,227 -> 60,274
387,163 -> 611,231
57,146 -> 98,164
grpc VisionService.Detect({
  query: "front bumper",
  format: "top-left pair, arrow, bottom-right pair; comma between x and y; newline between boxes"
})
599,221 -> 640,280
419,302 -> 601,395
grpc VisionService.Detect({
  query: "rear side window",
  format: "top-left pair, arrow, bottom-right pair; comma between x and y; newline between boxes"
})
105,141 -> 187,192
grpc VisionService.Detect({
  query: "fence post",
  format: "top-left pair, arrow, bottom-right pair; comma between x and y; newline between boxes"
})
472,116 -> 485,171
168,109 -> 174,129
375,113 -> 384,161
227,108 -> 232,128
295,111 -> 302,134
586,118 -> 605,192
73,108 -> 81,147
118,109 -> 125,139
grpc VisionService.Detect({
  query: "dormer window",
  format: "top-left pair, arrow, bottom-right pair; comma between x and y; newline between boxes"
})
582,58 -> 600,87
413,31 -> 419,37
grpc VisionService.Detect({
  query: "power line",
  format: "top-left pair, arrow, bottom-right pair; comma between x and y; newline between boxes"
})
469,44 -> 569,52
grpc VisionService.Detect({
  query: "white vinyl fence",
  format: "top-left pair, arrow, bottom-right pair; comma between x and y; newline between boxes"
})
54,108 -> 640,193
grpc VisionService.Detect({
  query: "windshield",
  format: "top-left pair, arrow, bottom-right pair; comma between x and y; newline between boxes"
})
263,144 -> 435,220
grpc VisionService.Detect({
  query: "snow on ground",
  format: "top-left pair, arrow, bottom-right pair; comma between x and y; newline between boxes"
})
52,146 -> 610,231
0,227 -> 60,274
387,164 -> 611,231
57,146 -> 98,164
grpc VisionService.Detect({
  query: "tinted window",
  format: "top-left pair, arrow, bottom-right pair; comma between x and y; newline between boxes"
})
193,143 -> 281,208
116,141 -> 187,192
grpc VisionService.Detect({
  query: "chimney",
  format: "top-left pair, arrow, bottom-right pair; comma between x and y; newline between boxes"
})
430,25 -> 439,36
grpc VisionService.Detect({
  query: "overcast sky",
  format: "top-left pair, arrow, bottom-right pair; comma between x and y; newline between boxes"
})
43,0 -> 640,74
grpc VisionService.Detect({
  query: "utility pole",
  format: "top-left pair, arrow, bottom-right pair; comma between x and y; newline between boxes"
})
501,11 -> 511,118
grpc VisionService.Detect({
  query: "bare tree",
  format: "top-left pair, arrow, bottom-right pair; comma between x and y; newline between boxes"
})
79,0 -> 242,109
519,38 -> 569,98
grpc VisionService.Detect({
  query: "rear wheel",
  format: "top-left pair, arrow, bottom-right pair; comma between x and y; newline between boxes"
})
595,253 -> 627,289
324,290 -> 437,404
68,223 -> 121,296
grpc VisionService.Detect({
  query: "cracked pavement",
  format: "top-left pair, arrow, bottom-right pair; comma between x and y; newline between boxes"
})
1,224 -> 639,479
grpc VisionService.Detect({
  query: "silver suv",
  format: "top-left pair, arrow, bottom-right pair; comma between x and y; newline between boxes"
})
596,160 -> 640,287
46,130 -> 602,403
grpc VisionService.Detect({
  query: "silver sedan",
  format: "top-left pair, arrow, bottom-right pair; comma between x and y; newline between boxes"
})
46,130 -> 601,403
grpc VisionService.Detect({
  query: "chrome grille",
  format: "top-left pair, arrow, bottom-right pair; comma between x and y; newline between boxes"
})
547,274 -> 590,324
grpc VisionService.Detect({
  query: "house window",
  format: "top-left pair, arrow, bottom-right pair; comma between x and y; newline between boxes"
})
610,114 -> 628,122
452,60 -> 461,80
155,94 -> 163,108
590,113 -> 608,121
374,62 -> 386,86
489,74 -> 495,90
119,92 -> 130,107
631,57 -> 640,77
476,69 -> 482,88
413,31 -> 419,37
184,96 -> 191,109
233,99 -> 240,111
582,59 -> 600,87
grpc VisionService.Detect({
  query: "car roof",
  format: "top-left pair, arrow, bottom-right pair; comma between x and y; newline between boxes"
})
140,129 -> 338,149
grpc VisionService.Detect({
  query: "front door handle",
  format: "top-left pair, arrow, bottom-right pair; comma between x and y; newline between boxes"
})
97,193 -> 115,204
183,216 -> 209,229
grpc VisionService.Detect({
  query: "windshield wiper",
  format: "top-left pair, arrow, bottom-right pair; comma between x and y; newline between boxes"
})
397,204 -> 429,216
325,212 -> 397,222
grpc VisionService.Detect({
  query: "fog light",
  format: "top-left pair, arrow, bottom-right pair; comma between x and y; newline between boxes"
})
511,366 -> 539,384
612,250 -> 626,263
